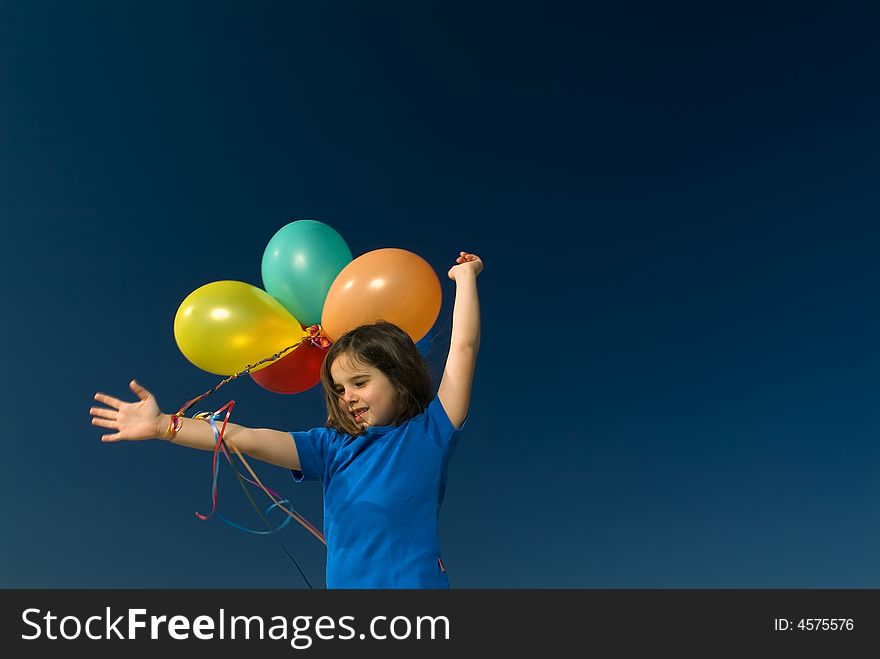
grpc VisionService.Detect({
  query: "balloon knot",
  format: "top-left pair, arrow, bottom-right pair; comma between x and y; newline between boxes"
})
305,324 -> 332,350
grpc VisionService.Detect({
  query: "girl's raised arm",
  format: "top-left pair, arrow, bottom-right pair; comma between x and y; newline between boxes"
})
438,251 -> 483,429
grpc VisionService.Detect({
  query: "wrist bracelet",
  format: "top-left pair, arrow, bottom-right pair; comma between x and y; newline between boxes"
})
165,414 -> 183,442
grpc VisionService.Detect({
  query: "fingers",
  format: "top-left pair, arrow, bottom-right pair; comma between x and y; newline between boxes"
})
91,416 -> 118,430
129,379 -> 152,401
92,386 -> 137,442
90,406 -> 118,420
92,416 -> 125,442
93,380 -> 151,410
93,392 -> 123,408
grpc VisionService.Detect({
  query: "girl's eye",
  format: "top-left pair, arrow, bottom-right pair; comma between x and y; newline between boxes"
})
355,382 -> 366,387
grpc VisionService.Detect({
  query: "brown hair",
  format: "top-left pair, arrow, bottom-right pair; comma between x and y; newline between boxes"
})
320,321 -> 434,435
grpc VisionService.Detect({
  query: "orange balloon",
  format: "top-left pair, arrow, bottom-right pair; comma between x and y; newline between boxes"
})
321,248 -> 441,342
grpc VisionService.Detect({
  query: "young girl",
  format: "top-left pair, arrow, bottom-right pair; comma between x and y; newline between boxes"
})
90,251 -> 483,588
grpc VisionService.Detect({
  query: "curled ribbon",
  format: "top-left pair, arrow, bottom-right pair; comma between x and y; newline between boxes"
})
306,324 -> 332,349
167,326 -> 331,546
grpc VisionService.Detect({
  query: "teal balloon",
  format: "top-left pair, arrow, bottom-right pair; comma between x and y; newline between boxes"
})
261,220 -> 353,326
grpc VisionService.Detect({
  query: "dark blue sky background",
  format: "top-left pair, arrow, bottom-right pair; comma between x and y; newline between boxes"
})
2,1 -> 880,588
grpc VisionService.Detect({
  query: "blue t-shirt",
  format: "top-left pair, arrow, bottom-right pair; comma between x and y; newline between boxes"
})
289,396 -> 462,589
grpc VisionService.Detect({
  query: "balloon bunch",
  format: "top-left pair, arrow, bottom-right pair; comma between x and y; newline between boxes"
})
165,220 -> 442,565
173,219 -> 442,393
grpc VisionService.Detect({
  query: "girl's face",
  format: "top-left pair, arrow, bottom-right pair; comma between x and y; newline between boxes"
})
329,352 -> 398,429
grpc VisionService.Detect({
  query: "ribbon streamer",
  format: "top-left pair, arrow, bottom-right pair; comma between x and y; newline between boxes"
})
187,402 -> 326,544
167,325 -> 331,586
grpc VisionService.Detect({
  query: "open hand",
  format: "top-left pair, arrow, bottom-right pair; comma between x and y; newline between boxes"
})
91,380 -> 165,442
448,251 -> 484,281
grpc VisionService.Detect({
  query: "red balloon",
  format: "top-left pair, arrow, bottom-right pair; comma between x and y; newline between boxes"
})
250,341 -> 326,394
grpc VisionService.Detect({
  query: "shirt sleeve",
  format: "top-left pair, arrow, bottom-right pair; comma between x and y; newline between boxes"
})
422,396 -> 464,453
289,427 -> 332,483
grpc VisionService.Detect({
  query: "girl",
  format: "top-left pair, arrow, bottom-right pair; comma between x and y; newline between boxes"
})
90,251 -> 483,588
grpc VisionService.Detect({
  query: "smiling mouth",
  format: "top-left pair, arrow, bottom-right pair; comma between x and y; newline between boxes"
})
351,407 -> 368,420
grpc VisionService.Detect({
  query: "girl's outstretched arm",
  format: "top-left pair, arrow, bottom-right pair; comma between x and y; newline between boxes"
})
438,251 -> 483,429
91,380 -> 302,470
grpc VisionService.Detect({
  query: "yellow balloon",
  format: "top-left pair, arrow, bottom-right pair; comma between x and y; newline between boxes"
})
174,281 -> 307,376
